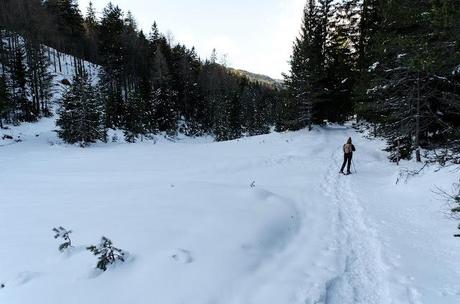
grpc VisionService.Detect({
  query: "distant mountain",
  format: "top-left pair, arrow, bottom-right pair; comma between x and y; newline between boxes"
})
228,68 -> 284,88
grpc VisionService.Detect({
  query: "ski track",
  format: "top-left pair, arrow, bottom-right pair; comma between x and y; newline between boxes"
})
227,128 -> 416,304
320,148 -> 391,304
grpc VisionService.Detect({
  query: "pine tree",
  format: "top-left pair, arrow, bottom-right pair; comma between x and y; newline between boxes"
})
0,75 -> 11,127
123,90 -> 145,142
97,4 -> 126,128
85,1 -> 98,29
363,0 -> 460,162
57,72 -> 106,146
25,41 -> 53,117
210,48 -> 218,64
10,45 -> 29,122
87,237 -> 126,272
84,1 -> 99,60
284,1 -> 320,131
149,29 -> 178,135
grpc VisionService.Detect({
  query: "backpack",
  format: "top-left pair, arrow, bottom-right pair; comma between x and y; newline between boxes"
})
344,144 -> 353,154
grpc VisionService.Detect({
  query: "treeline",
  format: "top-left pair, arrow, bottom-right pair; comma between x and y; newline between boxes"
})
0,0 -> 280,144
286,0 -> 460,163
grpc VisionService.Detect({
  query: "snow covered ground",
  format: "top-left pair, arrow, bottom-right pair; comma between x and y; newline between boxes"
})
1,123 -> 459,304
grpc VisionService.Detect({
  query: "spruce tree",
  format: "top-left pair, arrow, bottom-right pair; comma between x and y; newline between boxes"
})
123,90 -> 145,142
98,3 -> 125,128
363,0 -> 460,162
25,41 -> 53,117
284,1 -> 320,131
10,45 -> 29,122
84,1 -> 99,60
57,72 -> 106,146
0,76 -> 11,127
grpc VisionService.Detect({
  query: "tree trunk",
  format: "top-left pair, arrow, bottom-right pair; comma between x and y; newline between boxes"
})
415,71 -> 421,162
57,51 -> 62,73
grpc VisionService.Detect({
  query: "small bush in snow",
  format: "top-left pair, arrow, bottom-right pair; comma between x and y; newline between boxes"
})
87,237 -> 126,271
52,226 -> 73,252
395,162 -> 428,184
451,184 -> 460,237
436,180 -> 460,237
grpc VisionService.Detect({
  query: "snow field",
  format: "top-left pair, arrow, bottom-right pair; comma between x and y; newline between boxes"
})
1,125 -> 459,304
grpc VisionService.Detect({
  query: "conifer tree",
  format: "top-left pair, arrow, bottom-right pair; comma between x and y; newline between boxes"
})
284,1 -> 320,131
25,41 -> 53,117
123,90 -> 146,142
363,0 -> 460,161
98,3 -> 125,128
84,1 -> 99,60
10,45 -> 29,121
0,76 -> 11,127
57,72 -> 106,146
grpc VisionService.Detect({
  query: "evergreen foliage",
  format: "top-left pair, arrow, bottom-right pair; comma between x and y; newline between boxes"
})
52,226 -> 73,252
284,0 -> 355,130
0,0 -> 280,142
359,0 -> 460,162
0,76 -> 11,127
56,72 -> 106,146
1,0 -> 458,158
87,237 -> 126,271
285,0 -> 459,163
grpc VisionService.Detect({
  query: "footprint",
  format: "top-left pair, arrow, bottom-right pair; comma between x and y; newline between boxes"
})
171,249 -> 193,264
11,271 -> 41,286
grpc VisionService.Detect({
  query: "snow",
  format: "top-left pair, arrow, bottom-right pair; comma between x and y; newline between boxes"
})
1,124 -> 460,304
453,64 -> 460,76
368,61 -> 379,72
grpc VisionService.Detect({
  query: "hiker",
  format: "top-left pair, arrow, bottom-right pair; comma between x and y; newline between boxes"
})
340,137 -> 356,175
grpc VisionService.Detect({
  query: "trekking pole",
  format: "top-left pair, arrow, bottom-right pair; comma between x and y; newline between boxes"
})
352,159 -> 357,174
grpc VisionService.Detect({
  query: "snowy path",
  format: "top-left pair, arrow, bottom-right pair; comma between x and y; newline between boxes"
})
225,129 -> 395,304
1,125 -> 460,304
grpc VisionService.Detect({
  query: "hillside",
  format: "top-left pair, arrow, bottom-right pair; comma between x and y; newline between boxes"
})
228,68 -> 284,88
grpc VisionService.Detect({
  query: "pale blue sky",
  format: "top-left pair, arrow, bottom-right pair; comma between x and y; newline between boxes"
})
78,0 -> 305,79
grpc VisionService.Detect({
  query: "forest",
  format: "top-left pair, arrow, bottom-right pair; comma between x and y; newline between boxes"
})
0,0 -> 459,164
0,0 -> 280,144
285,0 -> 460,164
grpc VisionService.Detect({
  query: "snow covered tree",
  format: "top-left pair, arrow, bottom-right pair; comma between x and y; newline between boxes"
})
452,186 -> 460,237
56,72 -> 106,146
87,237 -> 126,271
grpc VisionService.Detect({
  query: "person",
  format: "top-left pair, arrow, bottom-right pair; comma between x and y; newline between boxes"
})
340,137 -> 356,175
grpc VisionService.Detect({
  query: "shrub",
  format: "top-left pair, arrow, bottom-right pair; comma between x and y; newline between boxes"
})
87,237 -> 126,271
52,226 -> 73,252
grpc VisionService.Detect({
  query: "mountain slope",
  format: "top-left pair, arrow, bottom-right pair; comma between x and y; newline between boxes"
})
228,68 -> 283,88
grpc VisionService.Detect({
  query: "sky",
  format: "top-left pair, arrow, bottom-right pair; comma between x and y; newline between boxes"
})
78,0 -> 305,79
